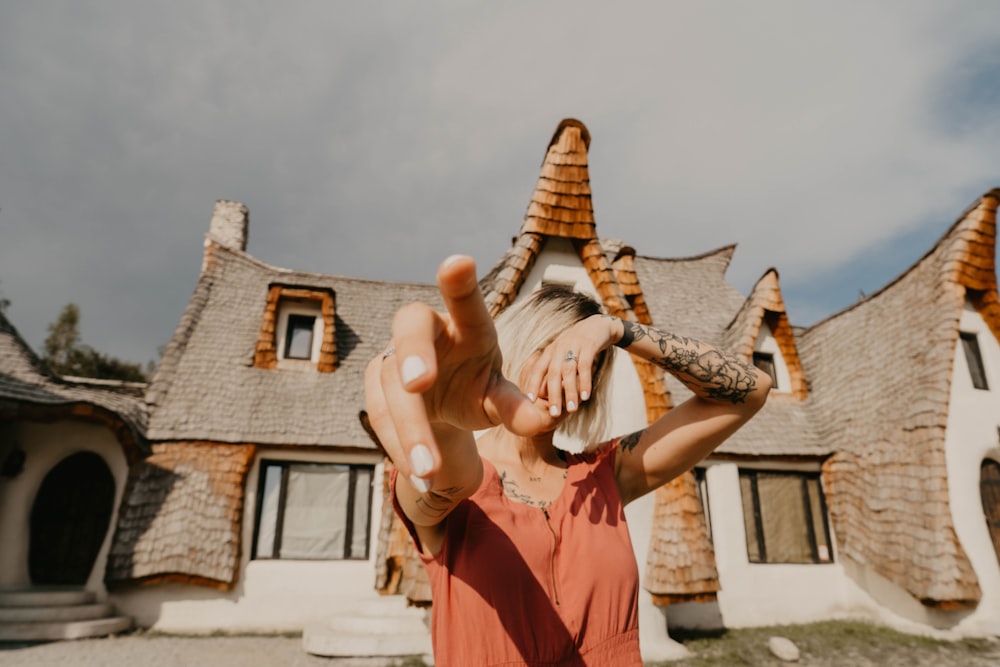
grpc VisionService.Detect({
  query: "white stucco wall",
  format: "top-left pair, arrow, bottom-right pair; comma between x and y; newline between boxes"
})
112,448 -> 386,632
666,462 -> 854,628
0,420 -> 129,595
943,302 -> 1000,635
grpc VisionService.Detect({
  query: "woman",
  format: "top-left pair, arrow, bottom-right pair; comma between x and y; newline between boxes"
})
365,255 -> 770,666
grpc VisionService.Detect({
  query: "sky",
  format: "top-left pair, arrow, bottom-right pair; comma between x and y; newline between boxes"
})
1,1 -> 998,367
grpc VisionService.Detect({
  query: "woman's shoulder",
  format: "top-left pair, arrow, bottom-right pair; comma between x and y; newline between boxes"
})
567,438 -> 618,468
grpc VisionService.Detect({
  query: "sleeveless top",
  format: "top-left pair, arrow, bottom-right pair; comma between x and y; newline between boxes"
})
392,440 -> 643,666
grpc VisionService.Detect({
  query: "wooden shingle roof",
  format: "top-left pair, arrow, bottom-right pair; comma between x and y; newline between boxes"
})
723,269 -> 807,399
0,312 -> 148,462
798,189 -> 1000,607
145,242 -> 441,447
106,441 -> 255,589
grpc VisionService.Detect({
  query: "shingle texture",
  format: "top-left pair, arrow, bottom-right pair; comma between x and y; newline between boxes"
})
0,312 -> 148,461
798,191 -> 999,606
145,243 -> 441,447
106,441 -> 255,588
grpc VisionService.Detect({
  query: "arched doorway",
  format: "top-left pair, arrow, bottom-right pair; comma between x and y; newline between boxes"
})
29,451 -> 116,585
981,459 -> 1000,566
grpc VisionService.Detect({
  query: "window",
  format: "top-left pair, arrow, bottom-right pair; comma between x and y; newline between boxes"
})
960,332 -> 989,390
753,352 -> 778,390
693,467 -> 712,543
739,469 -> 832,564
284,314 -> 316,360
276,301 -> 323,364
252,461 -> 374,560
255,284 -> 337,372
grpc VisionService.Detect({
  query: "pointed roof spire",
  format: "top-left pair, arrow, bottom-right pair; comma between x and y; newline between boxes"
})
520,118 -> 596,240
725,268 -> 808,399
942,188 -> 999,292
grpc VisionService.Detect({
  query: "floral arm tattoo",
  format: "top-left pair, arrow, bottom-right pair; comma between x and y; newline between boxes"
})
615,319 -> 757,403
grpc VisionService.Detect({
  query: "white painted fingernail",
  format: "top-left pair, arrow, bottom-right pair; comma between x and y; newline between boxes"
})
567,401 -> 577,412
581,390 -> 590,401
549,405 -> 560,417
442,254 -> 464,268
409,474 -> 431,494
527,393 -> 535,402
401,355 -> 427,385
410,443 -> 433,477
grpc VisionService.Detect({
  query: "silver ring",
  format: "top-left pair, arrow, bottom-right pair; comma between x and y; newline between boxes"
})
564,351 -> 578,363
383,346 -> 396,359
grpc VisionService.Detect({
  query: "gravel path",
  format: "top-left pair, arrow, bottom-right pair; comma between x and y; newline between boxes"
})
0,636 -> 419,667
3,633 -> 1000,667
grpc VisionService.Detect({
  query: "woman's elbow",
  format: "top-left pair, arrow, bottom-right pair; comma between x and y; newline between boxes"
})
746,370 -> 772,411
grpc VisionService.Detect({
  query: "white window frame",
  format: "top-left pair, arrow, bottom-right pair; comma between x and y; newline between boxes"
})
754,324 -> 791,393
275,300 -> 323,367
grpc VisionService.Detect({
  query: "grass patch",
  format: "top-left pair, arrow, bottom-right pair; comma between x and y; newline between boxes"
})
657,620 -> 1000,666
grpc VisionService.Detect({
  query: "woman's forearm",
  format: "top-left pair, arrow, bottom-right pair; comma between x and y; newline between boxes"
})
609,317 -> 768,406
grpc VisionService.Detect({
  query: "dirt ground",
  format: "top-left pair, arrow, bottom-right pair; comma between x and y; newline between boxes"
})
2,621 -> 999,667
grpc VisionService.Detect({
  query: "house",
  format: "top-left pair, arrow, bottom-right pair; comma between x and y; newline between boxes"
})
1,118 -> 997,659
0,315 -> 144,639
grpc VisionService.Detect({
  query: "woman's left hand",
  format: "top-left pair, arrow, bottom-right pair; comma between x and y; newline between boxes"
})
520,314 -> 620,417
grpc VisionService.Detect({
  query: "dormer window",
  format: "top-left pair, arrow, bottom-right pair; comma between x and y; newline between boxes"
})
255,285 -> 337,372
753,324 -> 790,393
960,331 -> 989,390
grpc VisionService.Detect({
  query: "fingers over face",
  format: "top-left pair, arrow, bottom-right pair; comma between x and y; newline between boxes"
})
483,374 -> 550,437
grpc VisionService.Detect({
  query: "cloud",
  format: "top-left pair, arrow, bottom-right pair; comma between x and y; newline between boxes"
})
0,1 -> 998,363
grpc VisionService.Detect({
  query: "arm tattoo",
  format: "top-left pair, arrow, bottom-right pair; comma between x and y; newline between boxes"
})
634,324 -> 758,403
415,485 -> 463,519
616,320 -> 640,348
619,429 -> 644,453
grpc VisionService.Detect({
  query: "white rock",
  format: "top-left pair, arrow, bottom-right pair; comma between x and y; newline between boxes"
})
768,636 -> 800,662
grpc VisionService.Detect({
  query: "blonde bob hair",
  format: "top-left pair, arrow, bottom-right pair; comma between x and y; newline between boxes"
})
494,284 -> 616,451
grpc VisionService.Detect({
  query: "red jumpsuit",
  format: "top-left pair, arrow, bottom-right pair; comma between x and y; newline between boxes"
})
393,441 -> 643,666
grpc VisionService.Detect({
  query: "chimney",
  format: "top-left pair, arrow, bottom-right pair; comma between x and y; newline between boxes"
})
208,200 -> 249,251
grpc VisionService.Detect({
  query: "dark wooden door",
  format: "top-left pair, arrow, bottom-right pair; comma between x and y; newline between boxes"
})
981,459 -> 1000,566
29,452 -> 116,585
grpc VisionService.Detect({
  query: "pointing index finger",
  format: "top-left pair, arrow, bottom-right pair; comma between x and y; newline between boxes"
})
436,255 -> 493,335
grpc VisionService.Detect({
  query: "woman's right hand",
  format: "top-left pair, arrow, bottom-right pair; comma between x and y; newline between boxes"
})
364,255 -> 548,492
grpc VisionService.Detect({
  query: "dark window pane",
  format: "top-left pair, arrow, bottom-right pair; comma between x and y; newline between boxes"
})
807,477 -> 832,562
740,474 -> 762,562
753,352 -> 778,389
756,473 -> 813,563
694,468 -> 713,543
981,460 -> 1000,564
960,332 -> 989,390
350,468 -> 373,559
739,469 -> 833,564
285,315 -> 316,360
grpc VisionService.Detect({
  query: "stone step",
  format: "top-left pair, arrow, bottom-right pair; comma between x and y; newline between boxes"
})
302,596 -> 432,659
325,609 -> 428,635
303,623 -> 432,658
0,615 -> 133,641
0,602 -> 115,623
0,588 -> 95,608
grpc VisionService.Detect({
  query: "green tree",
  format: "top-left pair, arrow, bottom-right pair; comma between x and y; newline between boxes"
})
43,303 -> 148,383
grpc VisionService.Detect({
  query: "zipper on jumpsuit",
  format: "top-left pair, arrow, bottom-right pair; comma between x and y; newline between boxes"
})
541,506 -> 561,605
